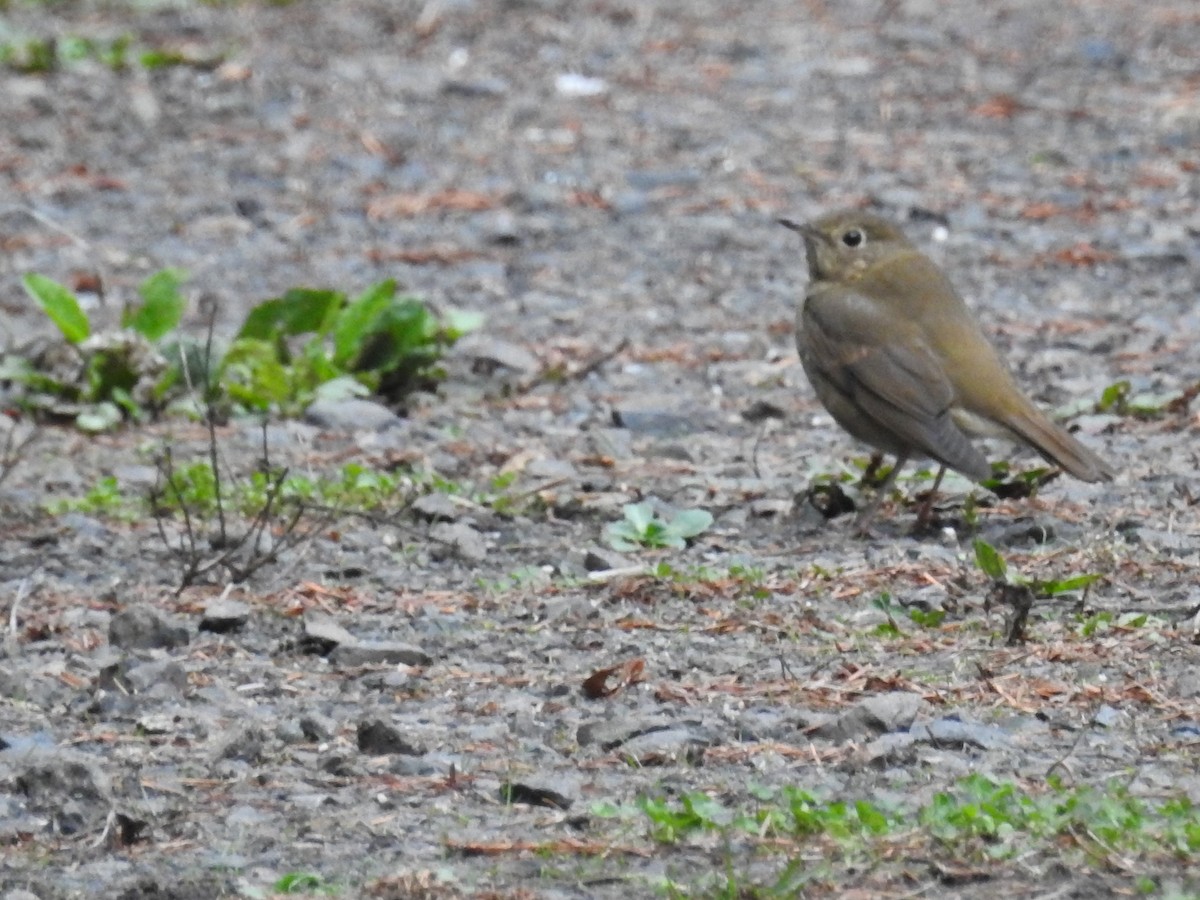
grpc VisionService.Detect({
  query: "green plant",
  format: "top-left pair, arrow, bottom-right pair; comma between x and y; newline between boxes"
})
1096,379 -> 1197,419
604,775 -> 1200,896
18,269 -> 479,428
0,31 -> 220,74
273,872 -> 337,895
47,475 -> 138,520
604,502 -> 713,552
973,539 -> 1101,598
18,270 -> 187,430
973,538 -> 1101,644
222,280 -> 480,415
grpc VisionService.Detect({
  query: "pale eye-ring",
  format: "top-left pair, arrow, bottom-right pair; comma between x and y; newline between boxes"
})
841,228 -> 865,248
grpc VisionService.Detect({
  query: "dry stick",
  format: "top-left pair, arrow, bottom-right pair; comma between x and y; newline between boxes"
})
1044,718 -> 1090,782
8,571 -> 37,636
198,304 -> 229,546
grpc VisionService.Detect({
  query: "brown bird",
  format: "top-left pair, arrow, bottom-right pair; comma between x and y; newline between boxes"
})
779,208 -> 1114,531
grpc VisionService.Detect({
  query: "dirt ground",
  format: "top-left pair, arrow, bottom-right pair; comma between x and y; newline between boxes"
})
1,1 -> 1199,897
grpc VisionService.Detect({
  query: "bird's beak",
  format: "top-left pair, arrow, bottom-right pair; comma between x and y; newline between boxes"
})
778,218 -> 829,244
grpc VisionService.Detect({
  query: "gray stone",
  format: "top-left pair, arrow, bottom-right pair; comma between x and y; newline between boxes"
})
455,334 -> 540,374
525,457 -> 578,480
429,521 -> 488,562
304,398 -> 401,432
921,717 -> 1011,750
501,774 -> 580,810
198,598 -> 251,634
577,715 -> 703,750
300,614 -> 356,654
612,408 -> 700,437
357,719 -> 423,756
122,659 -> 188,695
411,492 -> 464,523
108,607 -> 189,651
330,641 -> 432,668
215,726 -> 267,763
582,546 -> 625,572
809,692 -> 926,743
619,727 -> 712,765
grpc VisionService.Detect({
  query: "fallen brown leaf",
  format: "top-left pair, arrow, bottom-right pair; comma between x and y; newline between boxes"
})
366,189 -> 500,220
581,657 -> 645,699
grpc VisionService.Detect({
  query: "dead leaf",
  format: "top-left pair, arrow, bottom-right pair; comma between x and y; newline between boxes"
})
581,657 -> 645,699
971,93 -> 1025,118
366,245 -> 485,265
1038,242 -> 1116,267
366,189 -> 500,221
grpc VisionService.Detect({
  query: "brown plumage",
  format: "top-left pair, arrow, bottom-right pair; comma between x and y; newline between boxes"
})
780,208 -> 1114,527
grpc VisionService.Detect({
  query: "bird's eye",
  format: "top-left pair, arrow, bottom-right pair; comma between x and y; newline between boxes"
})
841,228 -> 865,248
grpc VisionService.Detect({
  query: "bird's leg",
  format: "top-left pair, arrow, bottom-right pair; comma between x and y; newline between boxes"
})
853,454 -> 908,536
914,464 -> 947,530
860,452 -> 886,486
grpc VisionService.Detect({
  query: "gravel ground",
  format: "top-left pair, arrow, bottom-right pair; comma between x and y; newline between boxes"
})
1,1 -> 1199,898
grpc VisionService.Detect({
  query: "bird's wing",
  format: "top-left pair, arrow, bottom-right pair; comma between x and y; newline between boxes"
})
800,285 -> 993,480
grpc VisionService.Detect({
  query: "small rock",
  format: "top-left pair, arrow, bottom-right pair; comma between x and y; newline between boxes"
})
611,408 -> 700,438
15,753 -> 111,811
477,210 -> 520,244
411,492 -> 464,523
357,719 -> 423,756
555,72 -> 608,97
809,692 -> 925,743
856,732 -> 922,768
620,727 -> 712,765
429,521 -> 488,562
215,725 -> 267,763
741,399 -> 786,422
501,776 -> 578,810
525,457 -> 577,480
921,717 -> 1011,750
749,498 -> 793,518
108,607 -> 189,651
581,546 -> 625,572
331,641 -> 432,668
136,713 -> 177,735
300,613 -> 357,655
442,76 -> 509,97
305,398 -> 401,432
122,659 -> 188,695
299,714 -> 335,743
577,715 -> 702,750
199,598 -> 251,634
455,334 -> 540,375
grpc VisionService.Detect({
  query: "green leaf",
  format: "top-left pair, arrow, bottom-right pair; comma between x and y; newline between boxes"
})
1097,380 -> 1130,413
332,280 -> 396,367
603,521 -> 642,552
666,508 -> 713,539
973,538 -> 1007,582
1038,573 -> 1101,596
220,338 -> 293,410
312,374 -> 371,402
442,308 -> 485,340
237,289 -> 342,341
75,401 -> 122,432
622,502 -> 656,536
23,274 -> 90,343
124,268 -> 186,340
855,800 -> 890,835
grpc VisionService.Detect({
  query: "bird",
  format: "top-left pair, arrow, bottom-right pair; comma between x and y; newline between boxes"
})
778,208 -> 1115,532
